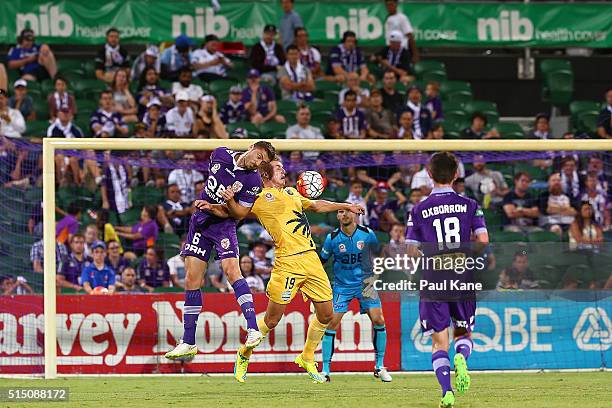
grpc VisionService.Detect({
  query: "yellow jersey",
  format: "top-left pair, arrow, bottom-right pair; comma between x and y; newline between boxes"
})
251,186 -> 316,257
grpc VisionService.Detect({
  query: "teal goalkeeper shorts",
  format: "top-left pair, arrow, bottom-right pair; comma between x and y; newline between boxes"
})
333,286 -> 382,314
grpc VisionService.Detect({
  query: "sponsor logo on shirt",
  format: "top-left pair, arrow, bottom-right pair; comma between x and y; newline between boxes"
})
211,163 -> 221,174
339,243 -> 346,252
232,181 -> 243,193
356,241 -> 365,250
281,290 -> 292,302
265,192 -> 274,201
221,238 -> 230,249
225,168 -> 235,177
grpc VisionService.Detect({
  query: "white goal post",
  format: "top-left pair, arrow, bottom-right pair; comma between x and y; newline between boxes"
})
42,138 -> 611,378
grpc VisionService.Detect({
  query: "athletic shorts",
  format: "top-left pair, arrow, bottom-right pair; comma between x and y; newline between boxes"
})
419,300 -> 476,336
333,286 -> 381,314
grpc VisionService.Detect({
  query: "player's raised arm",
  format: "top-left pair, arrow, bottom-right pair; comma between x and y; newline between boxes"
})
307,200 -> 364,214
193,199 -> 231,218
220,187 -> 253,220
319,232 -> 333,264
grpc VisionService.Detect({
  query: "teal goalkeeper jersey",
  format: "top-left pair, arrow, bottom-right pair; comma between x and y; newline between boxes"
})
320,225 -> 379,293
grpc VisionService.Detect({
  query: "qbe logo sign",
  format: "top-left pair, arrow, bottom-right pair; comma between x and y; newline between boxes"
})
573,307 -> 612,351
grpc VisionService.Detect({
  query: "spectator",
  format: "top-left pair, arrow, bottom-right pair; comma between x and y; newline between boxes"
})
137,247 -> 169,290
496,250 -> 538,290
30,238 -> 68,274
279,0 -> 303,50
411,164 -> 434,196
539,173 -> 577,236
115,267 -> 146,293
501,172 -> 541,233
404,188 -> 423,213
380,70 -> 404,114
8,28 -> 57,81
295,28 -> 322,79
251,242 -> 273,287
81,241 -> 116,294
191,34 -> 233,81
90,90 -> 129,138
279,45 -> 315,102
101,151 -> 130,217
453,177 -> 466,197
559,157 -> 582,203
161,35 -> 194,81
1,275 -> 33,295
285,104 -> 323,140
136,67 -> 173,118
57,233 -> 88,291
0,63 -> 6,91
427,123 -> 445,140
397,110 -> 415,139
242,69 -> 285,125
219,85 -> 247,125
250,24 -> 285,85
402,85 -> 431,139
163,183 -> 193,237
168,236 -> 187,288
142,98 -> 167,137
580,171 -> 611,230
193,95 -> 228,138
336,90 -> 367,139
131,45 -> 160,82
9,79 -> 34,120
168,153 -> 204,203
569,202 -> 604,251
528,113 -> 551,139
384,0 -> 418,63
323,117 -> 342,139
374,30 -> 414,84
95,28 -> 130,84
0,89 -> 26,138
462,112 -> 499,139
465,155 -> 509,208
115,205 -> 159,256
327,31 -> 372,83
381,223 -> 409,265
345,181 -> 370,225
47,106 -> 83,138
207,259 -> 229,291
56,202 -> 80,245
338,72 -> 370,108
111,69 -> 138,123
165,91 -> 194,137
83,224 -> 99,258
240,255 -> 265,293
171,67 -> 204,111
366,89 -> 396,138
583,155 -> 608,192
425,81 -> 443,121
596,88 -> 611,139
367,181 -> 406,232
47,77 -> 77,121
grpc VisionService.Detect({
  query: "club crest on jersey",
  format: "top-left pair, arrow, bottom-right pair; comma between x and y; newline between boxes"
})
407,213 -> 413,227
285,188 -> 294,195
211,163 -> 220,174
339,243 -> 346,252
265,192 -> 274,201
221,238 -> 230,249
232,181 -> 243,193
356,241 -> 365,250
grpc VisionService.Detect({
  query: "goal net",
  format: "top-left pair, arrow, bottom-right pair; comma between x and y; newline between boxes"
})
0,138 -> 610,377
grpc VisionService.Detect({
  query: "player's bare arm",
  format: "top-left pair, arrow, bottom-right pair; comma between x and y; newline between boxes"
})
308,200 -> 364,214
193,199 -> 230,218
219,187 -> 251,220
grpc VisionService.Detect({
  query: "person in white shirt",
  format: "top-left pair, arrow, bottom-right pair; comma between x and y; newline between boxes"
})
384,0 -> 419,63
411,165 -> 434,196
338,71 -> 370,109
345,181 -> 370,225
191,34 -> 233,81
0,89 -> 26,138
278,45 -> 315,102
168,236 -> 186,288
165,91 -> 194,137
167,152 -> 204,203
285,105 -> 322,159
171,67 -> 204,111
295,27 -> 322,79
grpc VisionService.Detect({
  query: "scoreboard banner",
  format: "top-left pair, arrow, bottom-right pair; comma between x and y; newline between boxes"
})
1,1 -> 611,48
401,291 -> 612,371
0,293 -> 402,375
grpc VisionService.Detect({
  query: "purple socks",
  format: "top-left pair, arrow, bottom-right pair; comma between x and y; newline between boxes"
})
232,278 -> 258,330
183,289 -> 202,345
432,350 -> 452,395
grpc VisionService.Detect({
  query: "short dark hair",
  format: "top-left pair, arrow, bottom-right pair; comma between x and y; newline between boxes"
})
514,171 -> 531,181
143,205 -> 158,221
179,66 -> 192,75
431,123 -> 444,132
342,31 -> 357,43
204,34 -> 219,43
100,89 -> 113,99
106,27 -> 119,36
471,111 -> 487,125
252,141 -> 277,162
294,27 -> 307,37
70,233 -> 85,243
344,89 -> 357,100
286,44 -> 299,53
561,157 -> 577,166
67,202 -> 81,216
167,183 -> 179,191
429,152 -> 458,184
513,249 -> 528,259
258,162 -> 274,181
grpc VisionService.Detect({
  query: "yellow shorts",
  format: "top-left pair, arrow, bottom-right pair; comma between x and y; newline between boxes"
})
266,249 -> 332,304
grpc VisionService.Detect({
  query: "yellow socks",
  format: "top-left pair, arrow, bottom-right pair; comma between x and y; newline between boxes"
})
240,317 -> 270,358
301,316 -> 328,363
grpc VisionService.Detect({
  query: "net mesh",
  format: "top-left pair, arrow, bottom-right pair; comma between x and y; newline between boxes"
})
0,141 -> 611,375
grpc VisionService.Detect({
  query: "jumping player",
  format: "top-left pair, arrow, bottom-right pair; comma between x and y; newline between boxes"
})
165,142 -> 276,360
405,152 -> 489,408
319,209 -> 392,382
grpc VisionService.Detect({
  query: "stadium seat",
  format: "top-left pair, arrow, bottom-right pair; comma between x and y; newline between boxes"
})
158,232 -> 181,257
208,79 -> 238,95
259,121 -> 288,138
76,99 -> 99,117
121,207 -> 142,226
574,111 -> 599,134
443,101 -> 467,115
542,71 -> 574,106
539,59 -> 572,76
464,100 -> 499,124
413,60 -> 446,77
569,100 -> 601,118
131,186 -> 164,207
483,208 -> 502,230
226,121 -> 260,138
40,79 -> 55,95
24,120 -> 50,137
33,100 -> 49,121
514,162 -> 549,182
73,79 -> 109,100
490,231 -> 525,242
440,80 -> 473,101
57,58 -> 85,73
527,230 -> 559,242
495,122 -> 525,139
421,70 -> 447,84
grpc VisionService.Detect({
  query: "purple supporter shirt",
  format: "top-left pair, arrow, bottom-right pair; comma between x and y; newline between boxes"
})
137,258 -> 169,288
336,107 -> 367,138
241,86 -> 275,117
132,220 -> 159,250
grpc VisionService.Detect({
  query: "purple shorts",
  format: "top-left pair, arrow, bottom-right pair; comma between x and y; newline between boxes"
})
419,300 -> 476,336
180,213 -> 239,262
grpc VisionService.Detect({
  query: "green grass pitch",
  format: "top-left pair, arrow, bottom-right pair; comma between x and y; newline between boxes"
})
2,372 -> 610,407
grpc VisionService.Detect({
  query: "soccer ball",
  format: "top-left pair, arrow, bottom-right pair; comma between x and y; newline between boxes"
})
92,286 -> 109,295
297,171 -> 327,199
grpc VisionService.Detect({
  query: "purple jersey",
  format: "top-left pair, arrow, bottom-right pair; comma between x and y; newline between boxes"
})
336,107 -> 367,138
181,147 -> 262,261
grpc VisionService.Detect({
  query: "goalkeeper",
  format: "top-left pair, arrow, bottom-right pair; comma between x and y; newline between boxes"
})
319,208 -> 392,382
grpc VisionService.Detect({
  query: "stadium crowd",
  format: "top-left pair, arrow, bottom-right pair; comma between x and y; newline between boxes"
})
0,0 -> 609,295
